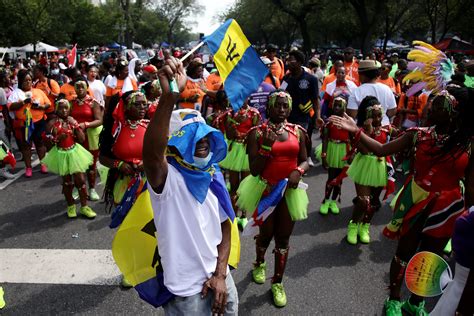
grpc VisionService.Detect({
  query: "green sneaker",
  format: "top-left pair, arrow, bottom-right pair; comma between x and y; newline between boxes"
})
347,220 -> 358,245
271,283 -> 287,307
67,205 -> 77,218
72,187 -> 79,200
328,200 -> 340,214
252,262 -> 266,284
88,188 -> 100,201
0,286 -> 5,309
121,276 -> 133,288
358,223 -> 371,244
319,200 -> 330,215
443,239 -> 452,254
401,299 -> 428,316
79,206 -> 97,219
384,298 -> 402,316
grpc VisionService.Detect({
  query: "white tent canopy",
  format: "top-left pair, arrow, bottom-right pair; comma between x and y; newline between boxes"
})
17,42 -> 58,52
132,42 -> 142,49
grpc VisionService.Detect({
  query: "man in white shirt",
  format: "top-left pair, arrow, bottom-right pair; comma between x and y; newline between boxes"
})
143,57 -> 238,315
347,60 -> 397,126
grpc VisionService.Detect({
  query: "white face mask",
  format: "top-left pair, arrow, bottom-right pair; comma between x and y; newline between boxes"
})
191,152 -> 213,169
51,69 -> 59,75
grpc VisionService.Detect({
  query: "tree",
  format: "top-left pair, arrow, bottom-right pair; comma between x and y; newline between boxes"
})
380,0 -> 415,53
155,0 -> 203,44
271,0 -> 323,53
348,0 -> 386,56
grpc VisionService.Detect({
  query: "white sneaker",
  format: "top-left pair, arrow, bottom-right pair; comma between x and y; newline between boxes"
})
0,168 -> 15,179
307,157 -> 315,167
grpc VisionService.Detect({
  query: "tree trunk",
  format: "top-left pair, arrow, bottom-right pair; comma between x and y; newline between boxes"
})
299,17 -> 312,54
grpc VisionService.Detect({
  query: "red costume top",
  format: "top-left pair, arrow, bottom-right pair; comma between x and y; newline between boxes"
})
112,120 -> 148,165
261,124 -> 300,185
326,122 -> 350,143
411,127 -> 469,192
226,107 -> 261,141
53,119 -> 75,149
70,95 -> 96,124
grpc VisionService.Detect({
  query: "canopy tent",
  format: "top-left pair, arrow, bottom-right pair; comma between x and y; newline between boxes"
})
375,39 -> 407,48
434,37 -> 474,55
17,42 -> 58,52
132,42 -> 142,49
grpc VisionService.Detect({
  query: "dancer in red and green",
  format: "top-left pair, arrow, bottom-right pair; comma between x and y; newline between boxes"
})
220,99 -> 261,229
42,99 -> 96,218
70,80 -> 103,201
236,90 -> 309,307
345,96 -> 396,245
319,97 -> 351,215
330,87 -> 472,316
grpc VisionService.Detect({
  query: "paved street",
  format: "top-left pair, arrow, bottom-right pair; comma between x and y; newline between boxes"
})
0,136 -> 443,315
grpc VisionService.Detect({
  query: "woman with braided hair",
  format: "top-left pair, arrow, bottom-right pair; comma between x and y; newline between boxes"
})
330,86 -> 472,316
236,90 -> 309,307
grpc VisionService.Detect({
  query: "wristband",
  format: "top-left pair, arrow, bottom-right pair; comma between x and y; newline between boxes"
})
320,152 -> 327,158
84,122 -> 90,129
296,166 -> 305,176
258,148 -> 271,157
261,144 -> 272,151
113,160 -> 123,169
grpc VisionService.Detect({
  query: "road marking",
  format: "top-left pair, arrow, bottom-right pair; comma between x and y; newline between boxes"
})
0,159 -> 40,190
0,249 -> 121,285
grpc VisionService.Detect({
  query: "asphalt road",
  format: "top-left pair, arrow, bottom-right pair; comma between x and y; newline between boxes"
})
0,135 -> 444,315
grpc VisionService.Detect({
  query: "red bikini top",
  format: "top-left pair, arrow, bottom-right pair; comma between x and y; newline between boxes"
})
53,119 -> 75,149
70,95 -> 96,124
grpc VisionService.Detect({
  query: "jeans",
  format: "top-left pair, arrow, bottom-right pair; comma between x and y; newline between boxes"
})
163,273 -> 238,316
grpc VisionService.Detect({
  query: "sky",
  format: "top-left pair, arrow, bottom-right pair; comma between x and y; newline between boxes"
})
191,0 -> 236,35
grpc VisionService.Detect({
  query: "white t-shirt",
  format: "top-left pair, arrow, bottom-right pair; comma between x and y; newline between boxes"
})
347,82 -> 397,126
148,164 -> 228,297
88,79 -> 106,107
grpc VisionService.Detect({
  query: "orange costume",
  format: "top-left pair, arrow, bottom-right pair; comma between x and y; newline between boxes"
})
179,78 -> 206,110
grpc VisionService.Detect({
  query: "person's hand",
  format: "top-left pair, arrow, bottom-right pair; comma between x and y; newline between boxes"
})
57,133 -> 68,142
67,117 -> 78,126
134,161 -> 144,172
329,113 -> 358,133
201,275 -> 228,315
261,126 -> 277,148
322,157 -> 328,170
157,56 -> 186,97
119,162 -> 135,175
287,169 -> 301,189
316,117 -> 324,128
79,122 -> 88,130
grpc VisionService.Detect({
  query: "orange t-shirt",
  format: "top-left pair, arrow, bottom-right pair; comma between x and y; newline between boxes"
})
377,77 -> 400,95
321,74 -> 353,92
180,79 -> 205,110
344,61 -> 359,86
34,79 -> 60,113
270,57 -> 285,81
398,93 -> 428,121
11,89 -> 50,122
60,83 -> 94,101
205,73 -> 223,91
264,75 -> 280,88
105,79 -> 138,97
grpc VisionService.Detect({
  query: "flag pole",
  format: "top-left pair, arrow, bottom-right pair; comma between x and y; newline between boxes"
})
179,41 -> 205,62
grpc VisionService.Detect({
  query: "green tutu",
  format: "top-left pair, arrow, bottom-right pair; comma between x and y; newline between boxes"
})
326,141 -> 348,169
314,144 -> 322,162
41,144 -> 93,176
347,153 -> 387,187
219,141 -> 249,172
86,126 -> 103,151
236,175 -> 308,221
0,145 -> 7,161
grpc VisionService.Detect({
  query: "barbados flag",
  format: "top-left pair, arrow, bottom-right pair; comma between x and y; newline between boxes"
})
204,19 -> 268,110
112,189 -> 241,307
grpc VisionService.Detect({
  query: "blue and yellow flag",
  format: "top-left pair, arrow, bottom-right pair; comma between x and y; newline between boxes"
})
204,19 -> 268,111
112,189 -> 241,307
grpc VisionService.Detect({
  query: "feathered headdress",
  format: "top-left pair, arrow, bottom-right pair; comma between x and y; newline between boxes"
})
403,40 -> 455,96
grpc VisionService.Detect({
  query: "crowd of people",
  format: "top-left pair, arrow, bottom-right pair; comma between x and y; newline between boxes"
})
0,42 -> 473,315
